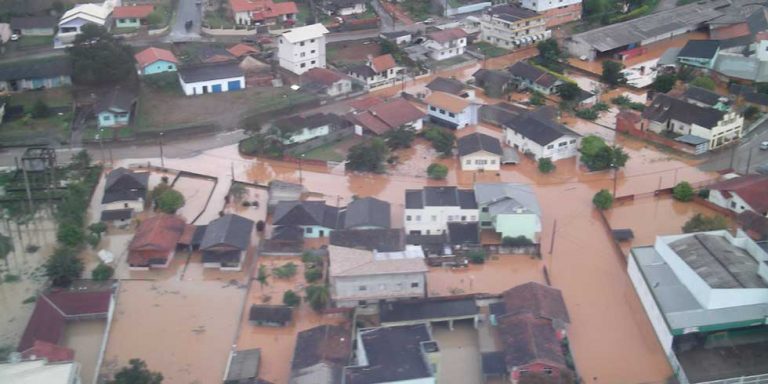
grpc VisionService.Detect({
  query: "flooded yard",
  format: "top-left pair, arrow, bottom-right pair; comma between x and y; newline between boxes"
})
171,175 -> 217,223
427,256 -> 545,297
61,319 -> 106,384
433,322 -> 482,384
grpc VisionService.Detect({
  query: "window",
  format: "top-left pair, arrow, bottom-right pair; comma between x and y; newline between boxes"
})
448,112 -> 456,118
311,60 -> 316,65
547,144 -> 554,149
300,52 -> 306,57
168,65 -> 173,69
543,368 -> 553,375
300,42 -> 305,46
411,282 -> 419,288
415,215 -> 421,221
305,227 -> 312,234
300,63 -> 306,68
406,215 -> 412,221
358,285 -> 367,291
481,221 -> 492,226
570,139 -> 576,144
490,159 -> 496,164
359,300 -> 367,305
310,39 -> 315,43
461,216 -> 466,221
466,159 -> 471,164
430,106 -> 437,111
559,142 -> 567,147
482,207 -> 489,212
311,50 -> 316,54
731,201 -> 737,208
439,109 -> 446,114
470,215 -> 476,221
475,159 -> 488,165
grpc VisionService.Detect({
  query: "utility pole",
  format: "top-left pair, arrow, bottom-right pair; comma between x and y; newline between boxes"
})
745,147 -> 753,174
19,158 -> 33,213
231,162 -> 235,181
612,167 -> 618,197
548,219 -> 557,255
159,132 -> 165,168
98,128 -> 106,165
298,154 -> 305,184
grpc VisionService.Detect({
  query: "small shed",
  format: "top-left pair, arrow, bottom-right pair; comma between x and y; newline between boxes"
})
675,134 -> 709,155
224,348 -> 261,384
249,305 -> 293,327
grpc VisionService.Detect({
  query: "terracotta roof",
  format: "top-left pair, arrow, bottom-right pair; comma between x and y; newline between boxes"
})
230,0 -> 265,12
497,313 -> 567,370
496,282 -> 570,324
757,30 -> 768,41
228,43 -> 259,57
21,341 -> 75,362
425,91 -> 471,114
348,95 -> 384,110
252,1 -> 298,20
134,47 -> 179,69
113,4 -> 154,18
370,54 -> 396,73
368,98 -> 425,129
128,214 -> 186,266
301,67 -> 345,86
347,111 -> 392,135
427,27 -> 468,43
709,175 -> 768,214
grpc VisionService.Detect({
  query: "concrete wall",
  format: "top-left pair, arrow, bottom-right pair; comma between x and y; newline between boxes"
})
424,38 -> 466,61
324,78 -> 352,96
628,252 -> 675,354
539,3 -> 582,27
141,60 -> 177,76
19,27 -> 55,36
494,213 -> 540,240
332,272 -> 426,307
404,206 -> 479,235
460,151 -> 501,171
300,224 -> 333,238
278,34 -> 326,75
179,75 -> 245,96
445,2 -> 491,16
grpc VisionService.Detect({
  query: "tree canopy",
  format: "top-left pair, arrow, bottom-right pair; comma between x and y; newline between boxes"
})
557,82 -> 582,101
427,163 -> 448,179
68,24 -> 136,86
578,136 -> 629,171
423,126 -> 455,156
652,73 -> 676,93
682,213 -> 728,233
45,247 -> 84,287
535,39 -> 565,72
346,138 -> 390,173
155,188 -> 185,214
600,61 -> 626,87
593,189 -> 614,210
672,181 -> 695,202
108,359 -> 163,384
690,76 -> 716,91
385,127 -> 416,150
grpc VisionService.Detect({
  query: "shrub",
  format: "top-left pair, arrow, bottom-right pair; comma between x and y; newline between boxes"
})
283,290 -> 300,306
502,236 -> 533,246
22,296 -> 36,304
690,76 -> 716,90
698,189 -> 710,199
538,158 -> 555,173
427,163 -> 449,179
423,126 -> 455,156
600,61 -> 626,86
256,220 -> 265,232
256,265 -> 268,287
26,245 -> 40,253
557,82 -> 582,101
592,189 -> 613,210
652,73 -> 676,93
301,251 -> 323,266
57,222 -> 85,248
672,181 -> 694,202
682,213 -> 728,233
272,262 -> 298,279
305,284 -> 330,312
45,247 -> 84,287
529,91 -> 545,106
31,99 -> 51,118
346,138 -> 390,173
575,108 -> 598,120
385,127 -> 416,150
578,136 -> 629,171
91,263 -> 114,281
744,105 -> 760,120
4,274 -> 20,283
88,222 -> 107,236
467,249 -> 487,264
304,268 -> 322,283
156,188 -> 185,214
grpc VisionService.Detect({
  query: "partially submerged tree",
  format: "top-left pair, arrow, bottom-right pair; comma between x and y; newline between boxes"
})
652,73 -> 676,93
385,127 -> 416,150
557,82 -> 582,101
0,233 -> 13,269
578,136 -> 629,171
537,158 -> 555,173
45,247 -> 84,287
155,188 -> 185,214
600,61 -> 626,87
592,189 -> 614,210
305,284 -> 330,312
672,181 -> 695,202
423,126 -> 455,156
346,138 -> 390,173
427,163 -> 448,179
283,290 -> 300,306
91,263 -> 114,281
108,358 -> 163,384
682,213 -> 729,233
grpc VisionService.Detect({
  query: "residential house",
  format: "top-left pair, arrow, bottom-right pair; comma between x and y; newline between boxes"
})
101,167 -> 148,221
474,182 -> 542,241
503,108 -> 581,161
642,93 -> 744,150
379,297 -> 480,329
329,245 -> 428,307
479,4 -> 550,50
380,30 -> 412,45
491,281 -> 570,333
95,86 -> 137,128
330,228 -> 405,252
423,28 -> 467,61
126,214 -> 186,269
10,16 -> 57,36
199,213 -> 254,271
178,62 -> 245,96
346,97 -> 425,136
273,113 -> 341,144
425,91 -> 480,129
319,0 -> 367,16
457,133 -> 503,171
683,86 -> 726,109
267,180 -> 304,212
404,186 -> 478,235
197,46 -> 236,64
425,76 -> 473,98
134,47 -> 179,76
20,341 -> 75,363
472,68 -> 515,98
341,197 -> 391,229
227,43 -> 260,59
447,221 -> 480,248
278,23 -> 329,75
520,0 -> 581,27
224,349 -> 262,384
347,54 -> 401,89
229,0 -> 298,25
273,200 -> 341,238
507,61 -> 561,95
249,305 -> 292,326
300,67 -> 353,97
707,174 -> 768,216
628,231 -> 768,384
112,4 -> 154,29
0,56 -> 71,92
677,40 -> 720,69
343,324 -> 437,384
56,3 -> 112,48
289,325 -> 352,384
0,356 -> 81,384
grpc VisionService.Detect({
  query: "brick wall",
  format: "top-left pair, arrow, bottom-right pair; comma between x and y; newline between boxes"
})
615,110 -> 697,154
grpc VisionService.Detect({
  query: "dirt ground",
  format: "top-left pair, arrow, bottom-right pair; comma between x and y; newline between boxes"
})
327,40 -> 383,64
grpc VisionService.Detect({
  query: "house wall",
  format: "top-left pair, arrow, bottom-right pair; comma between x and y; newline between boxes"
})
278,34 -> 327,75
539,3 -> 582,27
565,38 -> 596,60
424,38 -> 466,61
283,124 -> 331,144
234,10 -> 251,25
504,129 -> 579,161
520,0 -> 581,13
348,67 -> 400,89
479,13 -> 549,50
98,110 -> 130,128
179,75 -> 245,96
331,272 -> 426,307
404,206 -> 479,235
677,55 -> 716,69
115,17 -> 141,28
460,151 -> 501,171
0,76 -> 72,92
324,3 -> 366,15
19,27 -> 55,36
494,213 -> 540,240
142,60 -> 178,76
513,76 -> 559,95
300,225 -> 334,238
103,200 -> 145,213
427,104 -> 478,129
444,2 -> 491,16
325,78 -> 352,96
707,190 -> 758,216
57,16 -> 107,45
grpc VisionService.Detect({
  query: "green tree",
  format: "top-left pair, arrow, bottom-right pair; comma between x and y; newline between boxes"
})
744,105 -> 760,120
283,290 -> 300,306
305,284 -> 330,312
68,24 -> 136,86
557,82 -> 582,101
346,138 -> 390,173
45,247 -> 84,287
600,61 -> 626,87
423,126 -> 455,156
31,99 -> 51,118
538,157 -> 555,173
57,222 -> 85,248
529,91 -> 545,105
672,181 -> 695,202
536,39 -> 565,72
256,265 -> 268,288
229,183 -> 247,201
146,10 -> 164,27
155,189 -> 185,214
72,150 -> 92,170
91,263 -> 114,281
676,65 -> 695,82
0,233 -> 13,269
88,222 -> 108,237
578,136 -> 629,171
427,163 -> 448,179
304,268 -> 322,283
682,213 -> 728,233
757,82 -> 768,95
502,236 -> 533,246
108,359 -> 163,384
652,73 -> 676,93
592,189 -> 613,210
385,127 -> 416,150
272,262 -> 298,279
690,76 -> 715,90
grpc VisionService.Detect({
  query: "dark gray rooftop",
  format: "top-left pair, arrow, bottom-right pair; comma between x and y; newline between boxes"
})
200,214 -> 254,251
10,16 -> 57,30
642,94 -> 725,129
405,187 -> 477,209
94,86 -> 137,114
683,86 -> 722,106
273,201 -> 341,229
178,62 -> 243,83
249,305 -> 292,323
503,112 -> 580,146
484,4 -> 539,22
457,133 -> 503,157
447,222 -> 480,245
678,40 -> 720,60
0,55 -> 71,81
669,234 -> 767,289
102,167 -> 149,204
330,229 -> 405,252
225,348 -> 261,382
342,197 -> 390,229
508,61 -> 558,88
425,77 -> 466,96
379,297 -> 479,323
344,324 -> 433,384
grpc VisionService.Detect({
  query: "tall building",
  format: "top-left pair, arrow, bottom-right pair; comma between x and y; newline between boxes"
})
278,23 -> 329,75
479,4 -> 550,50
519,0 -> 582,27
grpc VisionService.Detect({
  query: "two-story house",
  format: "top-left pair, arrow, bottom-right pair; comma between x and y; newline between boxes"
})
329,245 -> 428,307
474,183 -> 542,241
676,40 -> 720,69
101,167 -> 148,222
519,0 -> 582,27
424,91 -> 481,129
503,108 -> 581,161
479,4 -> 550,50
56,3 -> 112,48
423,28 -> 467,61
507,61 -> 561,95
404,186 -> 478,235
457,133 -> 503,171
278,23 -> 329,75
642,93 -> 744,150
272,200 -> 341,238
706,174 -> 768,217
347,54 -> 402,89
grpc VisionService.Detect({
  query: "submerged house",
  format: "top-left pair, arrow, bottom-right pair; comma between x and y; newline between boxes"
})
200,214 -> 254,271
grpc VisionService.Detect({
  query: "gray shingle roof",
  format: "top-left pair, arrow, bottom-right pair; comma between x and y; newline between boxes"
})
508,61 -> 557,88
0,55 -> 71,82
200,214 -> 254,251
342,197 -> 390,229
102,168 -> 149,204
379,297 -> 479,323
502,112 -> 580,146
225,348 -> 261,382
425,77 -> 466,95
683,86 -> 722,106
678,40 -> 720,60
405,187 -> 477,209
94,86 -> 137,114
457,133 -> 502,157
249,305 -> 292,323
642,93 -> 725,129
447,222 -> 480,245
474,183 -> 541,217
273,201 -> 341,229
178,62 -> 243,83
329,229 -> 405,252
345,325 -> 433,384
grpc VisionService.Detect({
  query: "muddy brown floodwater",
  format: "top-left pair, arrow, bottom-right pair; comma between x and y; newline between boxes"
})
61,319 -> 106,384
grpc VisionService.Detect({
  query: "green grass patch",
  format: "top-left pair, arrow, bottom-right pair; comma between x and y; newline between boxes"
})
7,87 -> 73,109
469,42 -> 510,58
0,113 -> 72,145
401,0 -> 432,21
83,126 -> 117,141
300,141 -> 345,162
204,10 -> 236,28
14,35 -> 53,49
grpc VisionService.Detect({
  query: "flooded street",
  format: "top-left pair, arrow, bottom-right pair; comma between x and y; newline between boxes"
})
61,320 -> 106,384
427,257 -> 545,297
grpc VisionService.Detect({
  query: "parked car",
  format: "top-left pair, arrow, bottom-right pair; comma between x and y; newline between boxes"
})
760,141 -> 768,150
10,34 -> 19,41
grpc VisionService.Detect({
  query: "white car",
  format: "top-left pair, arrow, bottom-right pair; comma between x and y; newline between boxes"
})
423,18 -> 435,24
760,141 -> 768,150
10,34 -> 19,41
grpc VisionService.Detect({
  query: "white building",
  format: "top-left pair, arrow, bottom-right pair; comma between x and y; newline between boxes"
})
278,23 -> 329,75
329,245 -> 428,307
504,110 -> 581,161
423,28 -> 467,61
706,174 -> 768,216
274,112 -> 340,145
519,0 -> 582,27
479,4 -> 550,50
457,133 -> 503,171
404,186 -> 478,235
346,54 -> 402,89
425,91 -> 480,129
629,231 -> 768,384
55,2 -> 111,48
320,0 -> 367,16
100,167 -> 148,223
642,94 -> 744,150
299,67 -> 353,97
178,62 -> 245,96
0,359 -> 81,384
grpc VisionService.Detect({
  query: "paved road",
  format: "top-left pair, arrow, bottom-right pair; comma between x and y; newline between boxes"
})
168,0 -> 203,42
700,118 -> 768,174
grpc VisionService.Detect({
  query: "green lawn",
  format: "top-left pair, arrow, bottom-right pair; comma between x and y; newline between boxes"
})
7,87 -> 72,109
83,126 -> 117,141
300,141 -> 345,162
0,113 -> 71,144
400,0 -> 432,21
14,35 -> 53,49
469,42 -> 510,58
204,10 -> 236,28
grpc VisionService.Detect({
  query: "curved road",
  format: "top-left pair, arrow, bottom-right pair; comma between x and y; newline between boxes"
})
168,0 -> 203,42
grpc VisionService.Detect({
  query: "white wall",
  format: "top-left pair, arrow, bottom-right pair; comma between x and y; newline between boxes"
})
179,75 -> 245,96
278,34 -> 326,75
505,129 -> 579,161
521,0 -> 581,12
427,104 -> 478,129
479,14 -> 549,49
325,78 -> 352,96
460,151 -> 500,171
102,200 -> 144,212
707,190 -> 756,215
404,206 -> 478,234
332,272 -> 426,307
424,38 -> 466,61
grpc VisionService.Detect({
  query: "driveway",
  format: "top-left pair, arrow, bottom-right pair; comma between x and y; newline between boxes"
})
168,0 -> 203,42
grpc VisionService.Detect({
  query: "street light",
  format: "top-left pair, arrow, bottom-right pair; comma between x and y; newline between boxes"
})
299,153 -> 305,184
159,132 -> 165,168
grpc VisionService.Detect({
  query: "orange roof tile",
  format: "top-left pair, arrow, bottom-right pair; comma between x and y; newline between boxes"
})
424,91 -> 471,114
113,4 -> 154,18
134,47 -> 179,69
427,28 -> 467,43
227,43 -> 260,57
371,54 -> 396,73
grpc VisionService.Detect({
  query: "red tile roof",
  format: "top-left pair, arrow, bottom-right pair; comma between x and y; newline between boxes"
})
348,111 -> 392,135
500,282 -> 570,324
134,47 -> 179,69
301,67 -> 345,86
427,27 -> 467,43
348,95 -> 384,111
368,98 -> 425,129
227,43 -> 260,57
128,214 -> 186,266
113,4 -> 154,18
18,295 -> 65,352
21,341 -> 75,362
230,0 -> 263,12
709,22 -> 751,40
498,313 -> 568,370
370,54 -> 396,73
709,175 -> 768,214
232,0 -> 297,19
